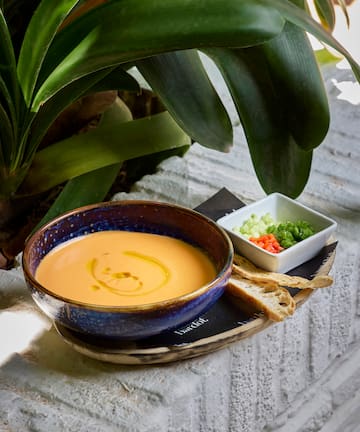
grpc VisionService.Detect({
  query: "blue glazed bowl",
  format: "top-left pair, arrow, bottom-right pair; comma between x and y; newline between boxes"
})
22,200 -> 233,340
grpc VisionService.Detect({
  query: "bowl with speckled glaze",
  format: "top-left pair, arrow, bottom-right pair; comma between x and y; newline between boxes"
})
22,200 -> 233,340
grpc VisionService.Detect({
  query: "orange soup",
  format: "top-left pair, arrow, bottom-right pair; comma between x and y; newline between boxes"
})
35,231 -> 216,306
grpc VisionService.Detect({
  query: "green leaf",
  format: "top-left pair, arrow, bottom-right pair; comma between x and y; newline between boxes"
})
313,0 -> 335,31
32,163 -> 122,231
315,48 -> 341,65
88,65 -> 140,94
136,50 -> 232,153
32,0 -> 285,110
0,74 -> 17,132
207,47 -> 312,198
334,0 -> 350,28
0,101 -> 15,165
268,0 -> 360,82
33,143 -> 189,231
31,90 -> 135,228
24,68 -> 116,163
0,8 -> 17,100
26,65 -> 140,162
21,103 -> 190,195
17,0 -> 81,106
261,22 -> 329,151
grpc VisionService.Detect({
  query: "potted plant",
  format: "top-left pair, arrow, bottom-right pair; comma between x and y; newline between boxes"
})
0,0 -> 359,267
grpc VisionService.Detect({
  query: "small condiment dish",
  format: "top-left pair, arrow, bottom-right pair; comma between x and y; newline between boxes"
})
217,193 -> 337,273
22,200 -> 233,340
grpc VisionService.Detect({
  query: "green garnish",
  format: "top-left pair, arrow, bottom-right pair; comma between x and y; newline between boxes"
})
266,220 -> 315,249
233,212 -> 275,238
233,214 -> 315,250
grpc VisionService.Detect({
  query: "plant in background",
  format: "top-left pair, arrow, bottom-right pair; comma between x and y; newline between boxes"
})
0,0 -> 359,265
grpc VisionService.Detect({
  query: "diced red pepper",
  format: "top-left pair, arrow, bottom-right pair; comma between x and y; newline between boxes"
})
249,233 -> 283,254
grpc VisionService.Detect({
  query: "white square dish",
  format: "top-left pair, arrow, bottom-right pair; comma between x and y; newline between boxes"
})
217,193 -> 337,273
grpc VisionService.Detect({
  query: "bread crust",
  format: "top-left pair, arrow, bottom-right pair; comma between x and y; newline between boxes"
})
233,254 -> 333,289
227,274 -> 296,322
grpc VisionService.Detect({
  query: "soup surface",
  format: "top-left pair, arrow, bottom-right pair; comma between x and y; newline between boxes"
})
35,231 -> 216,306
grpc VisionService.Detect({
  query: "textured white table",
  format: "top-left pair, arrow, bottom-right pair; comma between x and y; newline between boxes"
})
0,61 -> 359,432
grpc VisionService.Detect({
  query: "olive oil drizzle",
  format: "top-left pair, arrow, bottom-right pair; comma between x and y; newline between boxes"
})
87,250 -> 171,297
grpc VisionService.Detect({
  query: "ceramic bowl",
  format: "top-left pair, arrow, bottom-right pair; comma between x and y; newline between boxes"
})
22,200 -> 233,340
217,193 -> 337,273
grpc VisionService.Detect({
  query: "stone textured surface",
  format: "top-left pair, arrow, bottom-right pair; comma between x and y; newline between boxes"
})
0,61 -> 359,431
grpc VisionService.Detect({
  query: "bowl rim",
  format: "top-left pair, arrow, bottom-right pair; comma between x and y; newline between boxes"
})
22,199 -> 234,313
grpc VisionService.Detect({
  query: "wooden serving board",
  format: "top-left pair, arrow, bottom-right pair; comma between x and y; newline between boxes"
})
54,188 -> 337,365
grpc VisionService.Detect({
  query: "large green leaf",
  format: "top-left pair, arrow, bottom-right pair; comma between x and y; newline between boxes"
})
0,8 -> 17,102
21,102 -> 190,194
17,0 -> 81,106
207,47 -> 312,198
261,22 -> 329,151
136,50 -> 232,153
33,163 -> 122,231
268,0 -> 360,81
34,142 -> 190,230
25,65 -> 140,164
0,74 -> 17,163
87,66 -> 140,94
31,90 -> 135,229
32,0 -> 286,110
